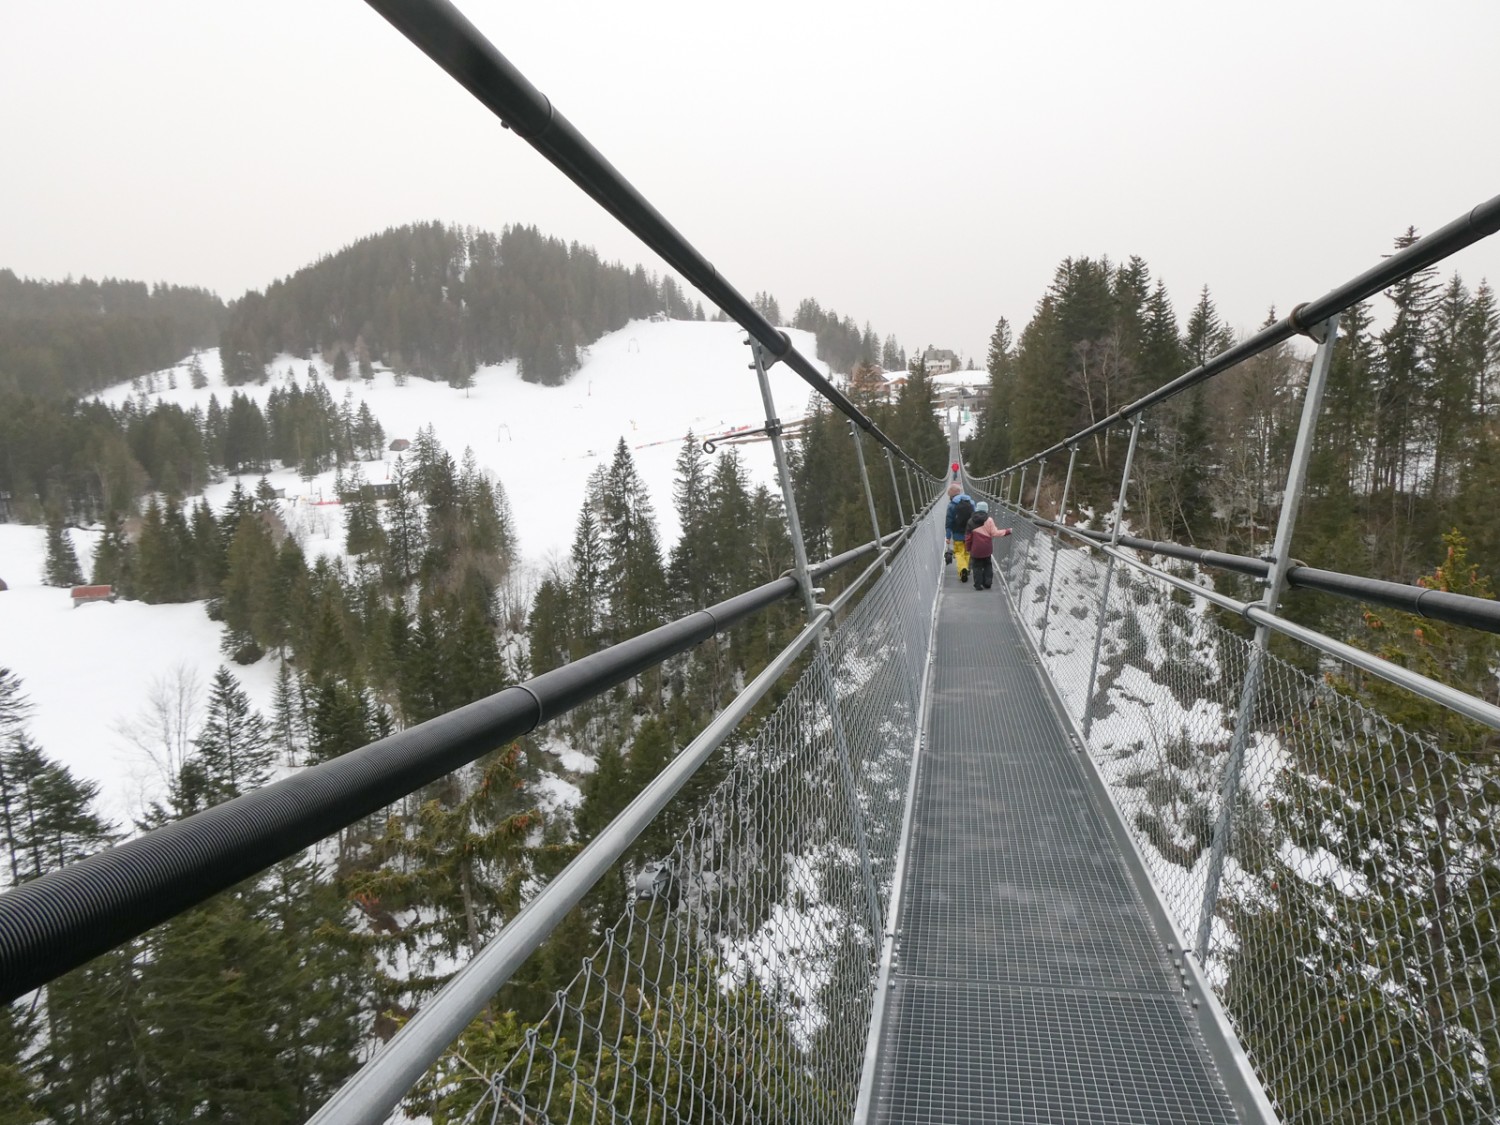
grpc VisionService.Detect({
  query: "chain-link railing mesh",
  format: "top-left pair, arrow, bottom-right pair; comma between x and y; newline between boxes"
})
420,509 -> 943,1123
979,490 -> 1500,1124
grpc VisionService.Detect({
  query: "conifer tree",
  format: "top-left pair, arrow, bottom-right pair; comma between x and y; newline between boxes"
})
354,749 -> 535,975
43,518 -> 83,587
527,576 -> 573,676
271,660 -> 306,765
599,439 -> 668,644
568,464 -> 609,656
384,456 -> 424,587
0,735 -> 113,884
89,517 -> 133,592
178,667 -> 275,810
667,433 -> 713,609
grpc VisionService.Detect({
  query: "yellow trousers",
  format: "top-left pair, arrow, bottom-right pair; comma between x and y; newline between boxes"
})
951,539 -> 970,573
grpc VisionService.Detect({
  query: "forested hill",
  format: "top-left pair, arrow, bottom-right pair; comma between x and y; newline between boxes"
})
0,271 -> 225,398
218,222 -> 708,389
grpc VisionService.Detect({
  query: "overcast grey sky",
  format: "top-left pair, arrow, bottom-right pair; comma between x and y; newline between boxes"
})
3,0 -> 1498,365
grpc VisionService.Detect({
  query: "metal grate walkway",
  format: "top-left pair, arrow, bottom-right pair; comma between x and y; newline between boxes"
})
873,562 -> 1241,1124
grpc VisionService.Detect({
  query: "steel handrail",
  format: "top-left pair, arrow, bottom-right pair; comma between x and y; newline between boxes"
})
1020,517 -> 1500,635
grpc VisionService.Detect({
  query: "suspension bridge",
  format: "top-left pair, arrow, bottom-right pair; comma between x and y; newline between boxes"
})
4,1 -> 1500,1121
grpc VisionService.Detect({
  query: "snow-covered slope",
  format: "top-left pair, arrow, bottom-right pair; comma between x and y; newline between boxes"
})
0,524 -> 281,825
99,319 -> 834,563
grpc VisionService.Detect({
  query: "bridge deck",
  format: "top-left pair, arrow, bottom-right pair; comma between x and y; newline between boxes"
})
873,563 -> 1240,1124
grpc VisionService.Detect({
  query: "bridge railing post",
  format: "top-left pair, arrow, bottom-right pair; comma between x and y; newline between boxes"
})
850,423 -> 886,566
1016,458 -> 1045,584
1038,446 -> 1078,655
903,463 -> 919,518
1194,314 -> 1341,962
749,340 -> 883,944
1083,414 -> 1143,739
884,449 -> 906,527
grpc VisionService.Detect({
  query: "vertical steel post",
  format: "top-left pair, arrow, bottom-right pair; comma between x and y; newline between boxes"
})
849,423 -> 884,552
1195,315 -> 1341,961
885,449 -> 906,526
1082,415 -> 1143,738
748,339 -> 816,617
747,340 -> 882,943
1038,446 -> 1079,654
1016,458 -> 1046,584
1016,466 -> 1028,514
903,464 -> 919,517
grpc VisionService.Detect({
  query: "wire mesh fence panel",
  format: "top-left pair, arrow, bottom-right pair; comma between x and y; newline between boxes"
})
985,501 -> 1500,1125
421,514 -> 943,1124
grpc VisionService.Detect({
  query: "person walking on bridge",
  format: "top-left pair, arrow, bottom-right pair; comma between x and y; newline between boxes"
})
945,485 -> 975,582
964,501 -> 1010,590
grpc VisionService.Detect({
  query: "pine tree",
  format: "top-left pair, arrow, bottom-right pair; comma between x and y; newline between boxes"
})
308,678 -> 378,764
667,433 -> 713,609
89,517 -> 133,592
177,667 -> 275,811
384,456 -> 424,587
528,576 -> 573,676
43,517 -> 83,587
271,660 -> 305,765
599,439 -> 668,645
352,749 -> 535,976
0,735 -> 113,884
569,464 -> 609,656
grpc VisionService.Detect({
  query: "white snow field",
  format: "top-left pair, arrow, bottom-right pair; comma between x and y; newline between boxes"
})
0,523 -> 281,826
98,319 -> 855,563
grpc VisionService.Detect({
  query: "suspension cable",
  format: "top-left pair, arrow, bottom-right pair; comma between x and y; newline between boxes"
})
362,0 -> 935,478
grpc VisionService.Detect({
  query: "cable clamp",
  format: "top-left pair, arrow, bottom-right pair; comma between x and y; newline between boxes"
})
704,418 -> 780,454
1288,303 -> 1332,343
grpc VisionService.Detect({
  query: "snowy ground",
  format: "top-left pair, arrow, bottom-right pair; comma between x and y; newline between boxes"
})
0,524 -> 280,825
98,320 -> 844,564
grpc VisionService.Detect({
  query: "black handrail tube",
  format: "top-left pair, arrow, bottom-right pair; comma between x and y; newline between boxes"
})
1024,516 -> 1500,634
361,0 -> 924,474
997,193 -> 1500,473
0,531 -> 905,1002
1285,567 -> 1500,635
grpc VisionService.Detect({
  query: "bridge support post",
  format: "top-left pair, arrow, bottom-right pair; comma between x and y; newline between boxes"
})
749,339 -> 883,944
1038,446 -> 1078,655
903,464 -> 919,518
1083,415 -> 1143,738
1195,314 -> 1341,962
748,338 -> 818,618
1015,458 -> 1046,584
885,448 -> 906,526
850,423 -> 886,565
1015,466 -> 1028,516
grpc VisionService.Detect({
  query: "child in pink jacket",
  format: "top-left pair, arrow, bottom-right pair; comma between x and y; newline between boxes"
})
963,501 -> 1011,591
